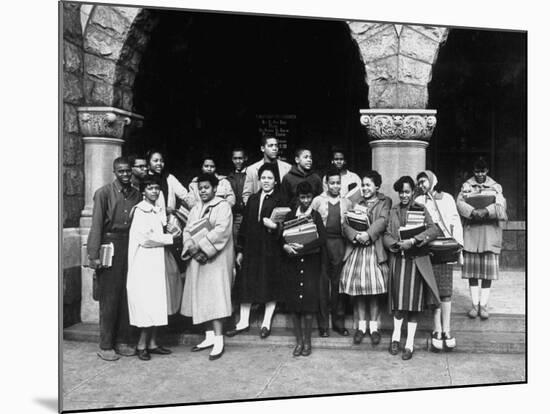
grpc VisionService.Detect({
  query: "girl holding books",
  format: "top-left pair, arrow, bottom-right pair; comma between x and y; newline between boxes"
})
181,173 -> 234,360
127,174 -> 175,361
340,171 -> 392,346
188,156 -> 236,208
282,181 -> 327,356
415,170 -> 463,351
456,158 -> 507,320
228,163 -> 285,339
383,176 -> 441,360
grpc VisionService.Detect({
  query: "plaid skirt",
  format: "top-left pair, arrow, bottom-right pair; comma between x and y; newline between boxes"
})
432,263 -> 453,298
390,256 -> 425,312
340,245 -> 388,296
462,252 -> 499,281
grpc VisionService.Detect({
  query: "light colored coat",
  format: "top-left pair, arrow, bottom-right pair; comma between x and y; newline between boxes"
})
181,197 -> 234,324
187,175 -> 236,208
127,201 -> 174,327
456,176 -> 507,254
311,192 -> 353,228
242,158 -> 292,204
156,173 -> 194,211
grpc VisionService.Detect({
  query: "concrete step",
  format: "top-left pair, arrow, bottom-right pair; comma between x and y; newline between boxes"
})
64,319 -> 525,354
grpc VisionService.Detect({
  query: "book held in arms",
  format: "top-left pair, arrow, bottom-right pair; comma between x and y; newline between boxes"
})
81,243 -> 114,268
399,209 -> 426,240
464,191 -> 496,210
283,215 -> 319,245
173,205 -> 190,227
270,207 -> 291,223
187,217 -> 212,244
345,184 -> 363,205
344,210 -> 370,232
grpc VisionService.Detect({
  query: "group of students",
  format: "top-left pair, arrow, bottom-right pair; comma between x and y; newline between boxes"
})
87,136 -> 507,363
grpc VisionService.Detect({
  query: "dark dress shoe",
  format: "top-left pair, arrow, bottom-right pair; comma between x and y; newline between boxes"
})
301,344 -> 312,357
137,349 -> 151,361
333,326 -> 349,337
148,346 -> 172,355
370,330 -> 381,345
388,341 -> 400,355
225,326 -> 250,337
353,329 -> 365,345
293,343 -> 304,356
319,328 -> 329,338
208,347 -> 225,361
402,347 -> 414,360
191,344 -> 213,352
260,327 -> 271,339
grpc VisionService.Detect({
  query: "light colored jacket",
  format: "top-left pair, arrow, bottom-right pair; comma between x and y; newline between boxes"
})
187,175 -> 236,209
311,192 -> 353,228
456,176 -> 507,254
155,173 -> 194,211
242,159 -> 292,204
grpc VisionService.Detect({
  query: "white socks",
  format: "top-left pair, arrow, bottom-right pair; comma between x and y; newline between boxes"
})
358,320 -> 367,334
470,285 -> 480,307
433,308 -> 442,334
262,301 -> 277,329
480,288 -> 491,307
392,317 -> 403,342
369,320 -> 378,333
441,301 -> 452,335
210,335 -> 224,357
405,322 -> 417,351
196,330 -> 214,348
235,303 -> 252,330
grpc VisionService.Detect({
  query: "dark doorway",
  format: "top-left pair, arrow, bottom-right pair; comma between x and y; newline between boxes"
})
126,9 -> 369,185
428,28 -> 526,220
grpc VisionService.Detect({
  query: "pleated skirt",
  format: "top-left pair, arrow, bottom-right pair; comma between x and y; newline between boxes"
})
462,252 -> 499,281
340,245 -> 388,296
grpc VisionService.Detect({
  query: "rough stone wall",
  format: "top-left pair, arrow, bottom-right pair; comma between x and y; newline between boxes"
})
348,23 -> 448,109
63,3 -> 85,228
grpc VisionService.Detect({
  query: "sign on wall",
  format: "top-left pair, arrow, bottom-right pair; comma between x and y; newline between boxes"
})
256,114 -> 297,161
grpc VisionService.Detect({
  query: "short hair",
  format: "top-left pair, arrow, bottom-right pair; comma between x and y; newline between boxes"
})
325,167 -> 341,180
331,146 -> 346,158
296,181 -> 314,196
127,154 -> 145,167
261,135 -> 277,146
232,148 -> 247,157
113,156 -> 130,169
473,157 -> 489,171
139,174 -> 161,192
393,176 -> 416,192
201,155 -> 216,167
295,147 -> 311,158
361,170 -> 382,188
145,149 -> 164,164
258,162 -> 278,181
196,172 -> 219,188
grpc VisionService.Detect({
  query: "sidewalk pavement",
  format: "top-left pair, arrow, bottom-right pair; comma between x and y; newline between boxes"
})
62,340 -> 525,412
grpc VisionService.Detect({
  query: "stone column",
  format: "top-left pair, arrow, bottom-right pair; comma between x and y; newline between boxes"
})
77,106 -> 143,323
360,109 -> 437,204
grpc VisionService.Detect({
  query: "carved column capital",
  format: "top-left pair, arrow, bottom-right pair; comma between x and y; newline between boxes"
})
360,109 -> 437,141
76,106 -> 143,139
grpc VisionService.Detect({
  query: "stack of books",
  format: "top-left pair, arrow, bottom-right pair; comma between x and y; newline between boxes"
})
187,217 -> 212,244
270,207 -> 291,223
173,205 -> 190,227
283,216 -> 319,245
399,209 -> 426,240
81,243 -> 114,268
464,191 -> 496,209
344,210 -> 370,231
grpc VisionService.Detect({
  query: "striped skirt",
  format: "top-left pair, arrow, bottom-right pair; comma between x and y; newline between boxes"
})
390,256 -> 426,312
340,245 -> 388,296
462,252 -> 499,280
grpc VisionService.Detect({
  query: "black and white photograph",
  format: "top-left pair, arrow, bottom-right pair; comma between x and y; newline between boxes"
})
57,0 -> 530,412
6,0 -> 544,412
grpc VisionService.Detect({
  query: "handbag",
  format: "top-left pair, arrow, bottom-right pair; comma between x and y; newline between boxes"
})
427,194 -> 463,264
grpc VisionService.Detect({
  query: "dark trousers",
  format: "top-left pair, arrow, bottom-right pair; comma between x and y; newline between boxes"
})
318,237 -> 346,330
97,237 -> 134,350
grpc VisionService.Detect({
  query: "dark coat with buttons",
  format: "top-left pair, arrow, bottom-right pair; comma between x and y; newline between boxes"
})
281,208 -> 327,313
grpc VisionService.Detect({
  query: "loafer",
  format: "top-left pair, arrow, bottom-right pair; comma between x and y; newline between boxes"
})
191,344 -> 213,352
260,327 -> 271,339
225,326 -> 250,337
97,349 -> 120,361
467,305 -> 479,319
301,344 -> 312,357
442,333 -> 456,351
388,341 -> 400,356
319,328 -> 329,338
431,332 -> 443,352
370,330 -> 381,345
137,349 -> 151,361
402,347 -> 413,360
332,326 -> 349,337
293,343 -> 304,357
479,305 -> 490,320
208,347 -> 224,361
353,329 -> 365,345
148,346 -> 172,355
115,344 -> 137,357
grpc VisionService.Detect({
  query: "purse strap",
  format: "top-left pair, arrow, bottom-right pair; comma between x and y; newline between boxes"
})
427,193 -> 452,238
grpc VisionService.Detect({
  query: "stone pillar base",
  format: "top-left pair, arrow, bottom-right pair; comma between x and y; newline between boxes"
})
370,139 -> 429,203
